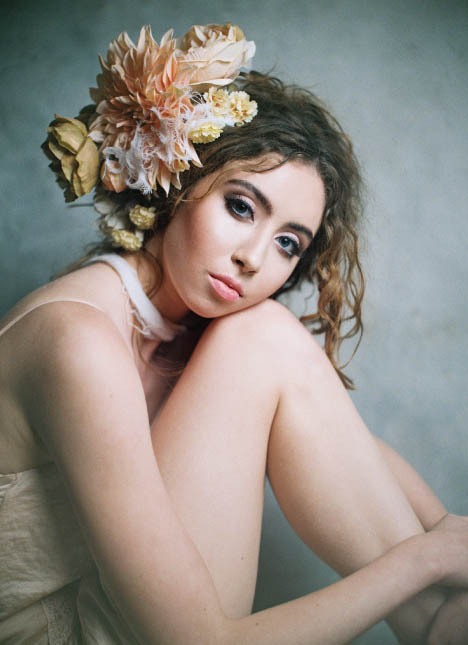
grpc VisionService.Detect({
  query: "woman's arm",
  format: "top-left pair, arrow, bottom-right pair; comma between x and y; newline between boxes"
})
19,304 -> 227,643
227,523 -> 466,645
18,303 -> 468,644
376,438 -> 468,643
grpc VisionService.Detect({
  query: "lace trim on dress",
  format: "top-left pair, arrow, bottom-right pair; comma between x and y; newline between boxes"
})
85,254 -> 185,342
0,473 -> 17,509
41,582 -> 79,644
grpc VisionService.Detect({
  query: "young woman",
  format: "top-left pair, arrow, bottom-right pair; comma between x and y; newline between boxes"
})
1,23 -> 468,644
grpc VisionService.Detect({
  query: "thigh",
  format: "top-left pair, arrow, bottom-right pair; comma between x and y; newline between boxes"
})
151,303 -> 284,618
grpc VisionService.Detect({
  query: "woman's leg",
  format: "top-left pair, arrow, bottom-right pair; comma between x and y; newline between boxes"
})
151,299 -> 444,637
151,304 -> 279,618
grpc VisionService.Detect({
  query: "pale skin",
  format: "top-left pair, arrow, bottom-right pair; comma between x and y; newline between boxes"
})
1,158 -> 468,643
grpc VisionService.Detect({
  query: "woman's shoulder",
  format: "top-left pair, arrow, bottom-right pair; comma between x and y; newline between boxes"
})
0,263 -> 129,348
0,264 -> 138,415
4,301 -> 133,383
0,267 -> 144,473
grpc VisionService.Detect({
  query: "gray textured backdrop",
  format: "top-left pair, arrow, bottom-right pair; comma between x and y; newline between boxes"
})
1,1 -> 467,643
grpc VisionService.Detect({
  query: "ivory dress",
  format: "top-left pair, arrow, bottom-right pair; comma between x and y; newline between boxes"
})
0,254 -> 182,644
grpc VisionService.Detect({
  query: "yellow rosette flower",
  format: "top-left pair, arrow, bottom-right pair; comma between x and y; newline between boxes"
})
111,229 -> 144,251
203,88 -> 231,117
189,121 -> 224,144
228,91 -> 258,125
129,205 -> 157,230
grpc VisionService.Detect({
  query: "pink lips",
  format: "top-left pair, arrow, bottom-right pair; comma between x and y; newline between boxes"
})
208,274 -> 243,302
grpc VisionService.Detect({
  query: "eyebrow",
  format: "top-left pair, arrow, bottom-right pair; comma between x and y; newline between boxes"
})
226,178 -> 315,240
226,179 -> 273,214
286,222 -> 314,242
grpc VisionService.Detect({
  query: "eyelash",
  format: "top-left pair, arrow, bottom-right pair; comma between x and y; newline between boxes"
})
224,195 -> 254,221
224,195 -> 302,259
275,235 -> 301,258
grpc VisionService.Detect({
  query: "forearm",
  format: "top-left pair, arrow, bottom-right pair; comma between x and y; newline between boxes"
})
363,439 -> 468,645
236,440 -> 455,645
116,533 -> 443,645
227,534 -> 442,645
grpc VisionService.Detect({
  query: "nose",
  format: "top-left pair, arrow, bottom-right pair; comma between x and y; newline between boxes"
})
232,233 -> 269,274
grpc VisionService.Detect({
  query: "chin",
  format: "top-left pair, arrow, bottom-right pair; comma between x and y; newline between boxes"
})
185,298 -> 245,320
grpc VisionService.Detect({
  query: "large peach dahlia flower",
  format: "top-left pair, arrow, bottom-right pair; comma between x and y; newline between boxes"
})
88,24 -> 256,195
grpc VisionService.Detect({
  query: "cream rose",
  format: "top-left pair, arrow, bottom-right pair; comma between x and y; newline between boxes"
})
177,23 -> 255,90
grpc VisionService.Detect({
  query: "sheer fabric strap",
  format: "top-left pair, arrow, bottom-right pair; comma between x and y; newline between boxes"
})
85,254 -> 184,342
0,298 -> 107,339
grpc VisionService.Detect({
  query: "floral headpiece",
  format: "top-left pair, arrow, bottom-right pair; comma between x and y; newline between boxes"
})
43,23 -> 257,250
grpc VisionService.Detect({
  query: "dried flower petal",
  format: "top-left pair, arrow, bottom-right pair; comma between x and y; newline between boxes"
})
50,116 -> 88,153
60,153 -> 75,182
101,159 -> 128,192
75,137 -> 100,194
178,24 -> 255,90
43,114 -> 100,200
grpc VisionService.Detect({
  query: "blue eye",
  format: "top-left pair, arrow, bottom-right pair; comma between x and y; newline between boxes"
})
276,235 -> 301,258
225,196 -> 254,221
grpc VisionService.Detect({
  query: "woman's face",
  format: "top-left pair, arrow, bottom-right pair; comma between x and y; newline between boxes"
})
154,159 -> 325,320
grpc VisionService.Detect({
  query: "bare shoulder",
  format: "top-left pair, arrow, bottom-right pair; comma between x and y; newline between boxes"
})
0,262 -> 124,354
11,301 -> 147,445
0,297 -> 143,471
26,298 -> 139,382
4,298 -> 132,375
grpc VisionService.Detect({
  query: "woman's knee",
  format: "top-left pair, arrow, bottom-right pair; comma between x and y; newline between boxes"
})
201,299 -> 326,370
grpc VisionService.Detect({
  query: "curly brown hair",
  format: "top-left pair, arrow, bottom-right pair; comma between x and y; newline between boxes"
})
74,72 -> 364,388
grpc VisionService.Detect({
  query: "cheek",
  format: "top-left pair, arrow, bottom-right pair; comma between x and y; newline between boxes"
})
162,209 -> 216,279
266,259 -> 301,295
187,209 -> 235,260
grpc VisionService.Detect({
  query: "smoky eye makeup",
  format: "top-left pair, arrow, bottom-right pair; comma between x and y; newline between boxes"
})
223,179 -> 314,259
275,234 -> 303,258
224,194 -> 255,221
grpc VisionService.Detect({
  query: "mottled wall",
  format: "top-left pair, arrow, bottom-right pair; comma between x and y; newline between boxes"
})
1,1 -> 467,643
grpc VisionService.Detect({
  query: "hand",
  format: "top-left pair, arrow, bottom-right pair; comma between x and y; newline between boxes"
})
428,514 -> 468,587
427,590 -> 468,645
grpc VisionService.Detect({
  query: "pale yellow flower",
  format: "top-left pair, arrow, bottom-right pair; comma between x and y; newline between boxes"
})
228,91 -> 258,125
203,88 -> 231,117
129,205 -> 156,229
189,121 -> 224,144
45,115 -> 100,200
111,229 -> 143,251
